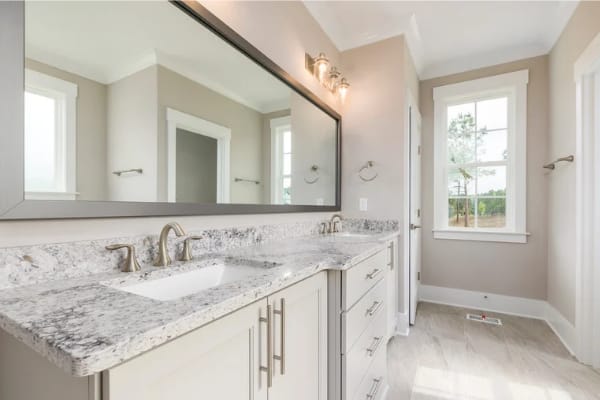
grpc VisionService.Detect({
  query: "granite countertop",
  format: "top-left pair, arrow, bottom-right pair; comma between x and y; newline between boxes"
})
0,231 -> 398,377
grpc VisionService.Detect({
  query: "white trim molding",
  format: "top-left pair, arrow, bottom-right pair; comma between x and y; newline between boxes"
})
433,70 -> 529,243
24,68 -> 78,199
166,108 -> 231,203
419,285 -> 576,355
574,32 -> 600,368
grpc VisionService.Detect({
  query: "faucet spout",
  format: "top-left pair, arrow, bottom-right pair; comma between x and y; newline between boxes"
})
154,222 -> 186,267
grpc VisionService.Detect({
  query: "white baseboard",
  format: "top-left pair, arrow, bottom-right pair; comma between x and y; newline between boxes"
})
394,312 -> 409,336
419,284 -> 576,355
545,303 -> 577,356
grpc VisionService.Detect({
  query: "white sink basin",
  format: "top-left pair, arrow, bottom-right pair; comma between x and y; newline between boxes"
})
332,232 -> 372,239
119,264 -> 265,301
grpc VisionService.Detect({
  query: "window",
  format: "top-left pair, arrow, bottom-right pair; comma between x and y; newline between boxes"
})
433,70 -> 528,243
24,69 -> 77,200
270,116 -> 292,204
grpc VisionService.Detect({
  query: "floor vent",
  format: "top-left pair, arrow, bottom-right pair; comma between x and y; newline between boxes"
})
466,313 -> 502,326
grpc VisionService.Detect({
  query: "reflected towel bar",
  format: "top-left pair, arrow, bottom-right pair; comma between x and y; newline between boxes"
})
234,177 -> 260,185
112,168 -> 143,176
543,155 -> 574,170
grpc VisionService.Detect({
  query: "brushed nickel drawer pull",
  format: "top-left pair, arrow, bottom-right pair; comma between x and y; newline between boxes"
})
366,377 -> 383,399
366,268 -> 382,280
366,300 -> 383,316
273,298 -> 286,375
366,336 -> 383,356
259,304 -> 273,387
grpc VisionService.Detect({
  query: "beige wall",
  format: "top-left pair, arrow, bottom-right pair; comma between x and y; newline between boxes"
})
547,2 -> 600,323
25,59 -> 107,201
340,36 -> 408,222
290,92 -> 337,206
107,66 -> 159,202
1,1 -> 340,247
419,56 -> 549,300
156,66 -> 264,204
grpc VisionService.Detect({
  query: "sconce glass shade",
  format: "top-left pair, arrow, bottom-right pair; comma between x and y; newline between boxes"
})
313,53 -> 330,84
328,67 -> 341,91
337,77 -> 350,102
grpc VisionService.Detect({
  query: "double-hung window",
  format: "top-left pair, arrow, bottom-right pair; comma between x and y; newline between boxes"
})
270,116 -> 292,205
24,69 -> 78,200
433,70 -> 528,243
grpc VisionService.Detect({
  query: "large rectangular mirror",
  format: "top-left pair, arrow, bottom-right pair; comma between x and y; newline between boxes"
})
0,0 -> 340,219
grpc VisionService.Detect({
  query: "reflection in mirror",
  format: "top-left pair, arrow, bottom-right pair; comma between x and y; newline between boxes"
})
24,1 -> 337,206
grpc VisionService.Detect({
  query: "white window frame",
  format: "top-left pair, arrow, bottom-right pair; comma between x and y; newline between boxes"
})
433,70 -> 529,243
166,108 -> 231,203
270,116 -> 292,204
24,69 -> 78,200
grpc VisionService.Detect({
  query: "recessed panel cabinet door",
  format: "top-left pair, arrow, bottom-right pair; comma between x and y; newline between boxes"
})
268,272 -> 328,400
104,299 -> 269,400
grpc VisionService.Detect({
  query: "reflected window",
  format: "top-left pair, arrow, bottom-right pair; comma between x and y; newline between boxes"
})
24,69 -> 77,200
270,116 -> 292,204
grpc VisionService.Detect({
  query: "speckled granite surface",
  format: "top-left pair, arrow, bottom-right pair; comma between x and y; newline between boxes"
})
0,219 -> 398,377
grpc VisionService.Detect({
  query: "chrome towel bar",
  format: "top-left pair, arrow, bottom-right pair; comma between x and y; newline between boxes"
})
543,155 -> 574,170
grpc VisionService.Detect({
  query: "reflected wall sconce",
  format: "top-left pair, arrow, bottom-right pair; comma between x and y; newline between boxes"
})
305,52 -> 350,101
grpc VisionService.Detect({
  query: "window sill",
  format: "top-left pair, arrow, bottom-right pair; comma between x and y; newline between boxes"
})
433,229 -> 529,243
25,191 -> 79,201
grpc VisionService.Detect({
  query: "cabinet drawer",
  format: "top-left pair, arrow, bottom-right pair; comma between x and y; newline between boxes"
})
343,249 -> 387,310
343,306 -> 387,399
351,342 -> 387,400
343,279 -> 386,353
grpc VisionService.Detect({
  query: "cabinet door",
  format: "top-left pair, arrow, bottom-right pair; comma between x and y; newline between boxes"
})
268,272 -> 328,400
104,299 -> 269,400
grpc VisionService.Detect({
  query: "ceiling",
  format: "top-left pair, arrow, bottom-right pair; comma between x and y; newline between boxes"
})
304,1 -> 579,79
25,1 -> 291,113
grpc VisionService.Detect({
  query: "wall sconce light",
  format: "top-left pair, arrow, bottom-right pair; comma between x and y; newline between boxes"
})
305,52 -> 350,101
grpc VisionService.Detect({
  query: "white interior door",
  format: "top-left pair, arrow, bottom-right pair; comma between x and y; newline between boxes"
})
409,106 -> 422,325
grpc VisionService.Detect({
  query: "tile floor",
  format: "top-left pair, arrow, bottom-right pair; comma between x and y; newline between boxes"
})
387,302 -> 600,399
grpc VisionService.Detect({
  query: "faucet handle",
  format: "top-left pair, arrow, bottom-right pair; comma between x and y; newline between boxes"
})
106,244 -> 141,273
179,236 -> 203,262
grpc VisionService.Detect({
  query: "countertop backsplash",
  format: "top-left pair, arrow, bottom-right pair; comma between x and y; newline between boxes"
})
0,218 -> 399,290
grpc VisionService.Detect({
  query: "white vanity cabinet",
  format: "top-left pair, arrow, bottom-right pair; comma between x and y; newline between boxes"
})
104,271 -> 328,400
0,272 -> 328,400
329,240 -> 396,400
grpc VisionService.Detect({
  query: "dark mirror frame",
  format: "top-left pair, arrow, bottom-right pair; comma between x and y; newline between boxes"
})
0,0 -> 341,220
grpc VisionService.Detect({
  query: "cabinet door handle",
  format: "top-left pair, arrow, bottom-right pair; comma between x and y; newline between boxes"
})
273,298 -> 286,375
366,301 -> 383,316
387,243 -> 394,270
366,377 -> 383,399
259,304 -> 273,387
366,268 -> 381,280
366,336 -> 383,356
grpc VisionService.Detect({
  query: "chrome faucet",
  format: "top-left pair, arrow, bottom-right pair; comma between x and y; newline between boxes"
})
154,222 -> 186,267
329,214 -> 343,233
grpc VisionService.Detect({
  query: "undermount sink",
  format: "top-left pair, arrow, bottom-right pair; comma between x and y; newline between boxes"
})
331,232 -> 372,239
118,263 -> 265,301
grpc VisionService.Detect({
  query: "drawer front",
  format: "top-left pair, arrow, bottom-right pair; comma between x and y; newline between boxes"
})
351,342 -> 387,400
344,306 -> 387,399
343,279 -> 386,353
343,249 -> 387,310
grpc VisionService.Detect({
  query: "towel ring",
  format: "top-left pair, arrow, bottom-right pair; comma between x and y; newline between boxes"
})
304,165 -> 320,184
359,161 -> 378,182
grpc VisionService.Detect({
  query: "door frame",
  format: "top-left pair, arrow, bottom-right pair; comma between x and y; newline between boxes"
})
574,32 -> 600,368
166,108 -> 231,203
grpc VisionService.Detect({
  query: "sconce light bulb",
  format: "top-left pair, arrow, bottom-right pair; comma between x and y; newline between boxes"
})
313,53 -> 330,83
337,78 -> 350,102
